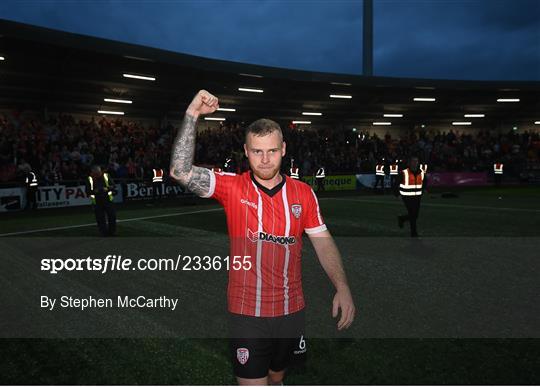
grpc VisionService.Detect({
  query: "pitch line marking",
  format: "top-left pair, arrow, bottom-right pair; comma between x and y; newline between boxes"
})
0,207 -> 223,237
324,197 -> 540,213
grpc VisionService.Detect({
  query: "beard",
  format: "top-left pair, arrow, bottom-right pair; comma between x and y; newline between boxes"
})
251,163 -> 281,181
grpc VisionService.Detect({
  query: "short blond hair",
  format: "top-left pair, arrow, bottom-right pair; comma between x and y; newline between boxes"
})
245,118 -> 283,142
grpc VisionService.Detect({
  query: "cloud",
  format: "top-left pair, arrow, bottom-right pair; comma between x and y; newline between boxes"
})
373,0 -> 540,80
0,0 -> 537,80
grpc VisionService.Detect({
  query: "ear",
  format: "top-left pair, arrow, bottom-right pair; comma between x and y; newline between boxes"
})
243,143 -> 249,158
281,141 -> 286,157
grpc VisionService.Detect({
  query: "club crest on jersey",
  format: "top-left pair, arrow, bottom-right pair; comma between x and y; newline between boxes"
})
237,348 -> 249,365
247,229 -> 296,245
291,204 -> 302,219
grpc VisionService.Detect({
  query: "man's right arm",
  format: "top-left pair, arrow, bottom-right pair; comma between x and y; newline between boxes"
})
169,90 -> 219,197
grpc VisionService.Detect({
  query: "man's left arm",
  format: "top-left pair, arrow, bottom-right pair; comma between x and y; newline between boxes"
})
308,230 -> 356,330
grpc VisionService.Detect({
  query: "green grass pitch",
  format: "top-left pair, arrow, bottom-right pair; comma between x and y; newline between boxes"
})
1,186 -> 539,384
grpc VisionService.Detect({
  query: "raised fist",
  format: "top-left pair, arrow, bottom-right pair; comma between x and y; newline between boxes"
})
186,90 -> 219,117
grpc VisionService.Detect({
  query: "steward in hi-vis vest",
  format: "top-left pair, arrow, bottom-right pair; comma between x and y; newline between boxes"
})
152,168 -> 165,202
290,167 -> 300,180
395,156 -> 426,237
389,160 -> 399,189
153,168 -> 164,182
493,162 -> 503,186
315,166 -> 325,192
374,158 -> 386,193
289,158 -> 300,180
25,170 -> 39,210
86,165 -> 116,237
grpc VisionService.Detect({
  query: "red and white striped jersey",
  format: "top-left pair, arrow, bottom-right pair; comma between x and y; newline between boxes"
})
202,170 -> 327,317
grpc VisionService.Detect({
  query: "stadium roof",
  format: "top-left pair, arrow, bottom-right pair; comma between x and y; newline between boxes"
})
1,19 -> 539,130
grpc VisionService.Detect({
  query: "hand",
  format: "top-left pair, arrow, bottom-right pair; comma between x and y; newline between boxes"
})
186,90 -> 219,117
332,288 -> 355,330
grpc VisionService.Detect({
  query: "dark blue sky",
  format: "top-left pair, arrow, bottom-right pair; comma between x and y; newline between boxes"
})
1,0 -> 539,81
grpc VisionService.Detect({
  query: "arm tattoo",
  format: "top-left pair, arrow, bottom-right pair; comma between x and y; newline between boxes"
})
186,166 -> 211,197
171,113 -> 197,177
170,113 -> 211,197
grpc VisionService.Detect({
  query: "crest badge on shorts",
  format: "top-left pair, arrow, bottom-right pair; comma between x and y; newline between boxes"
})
237,348 -> 249,365
291,204 -> 302,219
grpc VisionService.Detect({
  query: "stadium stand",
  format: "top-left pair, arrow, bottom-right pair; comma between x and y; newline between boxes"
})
1,111 -> 539,185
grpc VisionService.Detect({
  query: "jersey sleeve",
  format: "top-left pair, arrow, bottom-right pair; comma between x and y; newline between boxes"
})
200,170 -> 237,205
304,188 -> 327,235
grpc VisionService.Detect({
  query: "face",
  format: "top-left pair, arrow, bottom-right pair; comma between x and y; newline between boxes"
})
409,158 -> 419,170
244,131 -> 286,181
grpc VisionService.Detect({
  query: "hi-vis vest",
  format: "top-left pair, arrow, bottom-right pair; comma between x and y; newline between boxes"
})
376,164 -> 385,176
420,164 -> 428,173
494,163 -> 503,174
399,168 -> 424,196
212,167 -> 223,173
26,172 -> 38,187
152,168 -> 164,183
389,165 -> 399,175
88,173 -> 113,204
316,168 -> 325,178
290,167 -> 300,179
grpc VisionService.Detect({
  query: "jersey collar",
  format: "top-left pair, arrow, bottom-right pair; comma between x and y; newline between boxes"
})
250,171 -> 286,197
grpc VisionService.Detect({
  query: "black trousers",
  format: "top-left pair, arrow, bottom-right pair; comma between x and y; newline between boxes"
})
400,195 -> 421,236
374,175 -> 385,191
316,178 -> 325,192
390,175 -> 398,188
94,200 -> 116,237
494,174 -> 502,186
152,182 -> 164,201
26,187 -> 37,210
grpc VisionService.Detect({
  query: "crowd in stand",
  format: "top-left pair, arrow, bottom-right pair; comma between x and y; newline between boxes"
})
1,111 -> 539,184
1,113 -> 172,184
